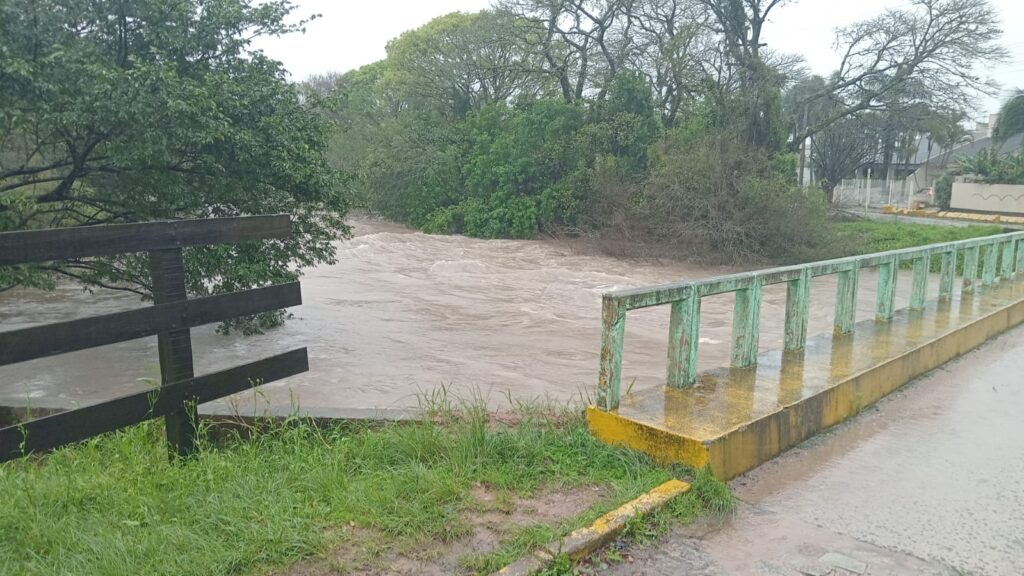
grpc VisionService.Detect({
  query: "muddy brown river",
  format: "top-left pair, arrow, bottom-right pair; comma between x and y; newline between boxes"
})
0,217 -> 923,414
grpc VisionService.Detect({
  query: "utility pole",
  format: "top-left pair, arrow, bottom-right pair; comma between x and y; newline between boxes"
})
798,106 -> 809,186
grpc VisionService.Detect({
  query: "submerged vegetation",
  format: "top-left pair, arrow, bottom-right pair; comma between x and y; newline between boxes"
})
0,402 -> 731,576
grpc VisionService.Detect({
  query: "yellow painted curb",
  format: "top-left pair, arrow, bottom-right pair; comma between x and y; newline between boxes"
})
492,479 -> 691,576
908,210 -> 1024,225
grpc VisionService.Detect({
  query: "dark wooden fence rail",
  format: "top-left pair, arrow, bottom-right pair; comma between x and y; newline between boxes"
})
0,215 -> 309,462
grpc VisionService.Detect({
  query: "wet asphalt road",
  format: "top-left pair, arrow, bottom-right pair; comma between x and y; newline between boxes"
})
604,324 -> 1024,576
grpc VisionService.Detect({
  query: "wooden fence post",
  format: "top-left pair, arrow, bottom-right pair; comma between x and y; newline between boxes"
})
149,248 -> 198,459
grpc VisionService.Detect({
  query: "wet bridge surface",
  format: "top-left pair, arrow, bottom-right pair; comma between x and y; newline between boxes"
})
605,323 -> 1024,576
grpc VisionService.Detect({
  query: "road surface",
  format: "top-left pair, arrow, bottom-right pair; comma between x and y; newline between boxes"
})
606,323 -> 1024,576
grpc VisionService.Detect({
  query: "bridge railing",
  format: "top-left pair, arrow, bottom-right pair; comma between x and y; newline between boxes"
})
596,230 -> 1024,411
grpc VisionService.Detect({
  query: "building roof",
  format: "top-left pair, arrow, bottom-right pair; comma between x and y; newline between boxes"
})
920,132 -> 1024,169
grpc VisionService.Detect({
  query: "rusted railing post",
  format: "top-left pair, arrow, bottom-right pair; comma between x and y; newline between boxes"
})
876,256 -> 898,321
962,245 -> 980,293
910,256 -> 928,310
149,248 -> 198,459
667,289 -> 700,388
835,265 -> 859,334
784,268 -> 810,350
939,250 -> 957,301
731,280 -> 761,368
597,296 -> 625,411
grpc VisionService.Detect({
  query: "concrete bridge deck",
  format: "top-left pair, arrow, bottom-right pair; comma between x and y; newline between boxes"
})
588,234 -> 1024,479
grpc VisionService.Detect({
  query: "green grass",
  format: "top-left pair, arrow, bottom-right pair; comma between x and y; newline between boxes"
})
813,220 -> 1009,275
0,406 -> 729,576
830,220 -> 1005,256
771,218 -> 1006,265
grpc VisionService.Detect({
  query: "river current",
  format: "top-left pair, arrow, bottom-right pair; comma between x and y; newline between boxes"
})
0,217 -> 916,413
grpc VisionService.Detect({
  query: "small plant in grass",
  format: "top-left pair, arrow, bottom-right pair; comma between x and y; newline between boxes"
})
537,554 -> 574,576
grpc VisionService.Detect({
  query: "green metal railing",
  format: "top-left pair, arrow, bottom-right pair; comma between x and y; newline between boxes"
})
596,230 -> 1024,411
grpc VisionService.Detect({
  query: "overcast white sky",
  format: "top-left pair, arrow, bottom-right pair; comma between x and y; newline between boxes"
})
255,0 -> 1024,120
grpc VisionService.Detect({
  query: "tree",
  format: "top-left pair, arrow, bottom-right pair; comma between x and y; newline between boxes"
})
695,0 -> 794,150
920,109 -> 970,185
798,0 -> 1006,143
784,75 -> 832,185
993,90 -> 1024,144
384,11 -> 543,118
623,0 -> 710,127
811,115 -> 880,200
0,0 -> 349,330
698,0 -> 1006,148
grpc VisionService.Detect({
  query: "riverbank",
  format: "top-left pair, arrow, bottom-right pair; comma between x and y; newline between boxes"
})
0,216 -> 1007,417
0,404 -> 731,576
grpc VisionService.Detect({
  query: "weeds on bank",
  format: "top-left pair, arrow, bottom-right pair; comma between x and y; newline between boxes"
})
0,394 -> 731,576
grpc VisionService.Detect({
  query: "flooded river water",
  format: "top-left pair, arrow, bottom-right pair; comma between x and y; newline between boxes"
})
0,217 -> 924,413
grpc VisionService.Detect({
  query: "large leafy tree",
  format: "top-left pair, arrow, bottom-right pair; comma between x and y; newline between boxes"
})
384,11 -> 543,118
0,0 -> 349,329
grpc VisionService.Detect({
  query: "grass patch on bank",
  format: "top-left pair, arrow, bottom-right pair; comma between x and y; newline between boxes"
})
0,405 -> 727,576
831,220 -> 1005,255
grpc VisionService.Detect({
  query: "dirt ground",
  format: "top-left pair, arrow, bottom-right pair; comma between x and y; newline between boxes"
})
278,484 -> 607,575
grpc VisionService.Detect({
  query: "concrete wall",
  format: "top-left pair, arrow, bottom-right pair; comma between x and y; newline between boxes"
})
951,182 -> 1024,215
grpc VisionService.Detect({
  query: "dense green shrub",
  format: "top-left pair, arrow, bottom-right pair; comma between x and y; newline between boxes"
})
629,124 -> 829,262
955,147 -> 1024,185
423,193 -> 538,239
934,174 -> 953,210
361,112 -> 464,227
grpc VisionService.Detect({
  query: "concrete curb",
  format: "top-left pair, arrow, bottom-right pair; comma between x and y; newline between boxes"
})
881,206 -> 1024,227
493,479 -> 691,576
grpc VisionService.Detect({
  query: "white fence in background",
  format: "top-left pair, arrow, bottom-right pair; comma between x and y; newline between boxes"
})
832,178 -> 913,210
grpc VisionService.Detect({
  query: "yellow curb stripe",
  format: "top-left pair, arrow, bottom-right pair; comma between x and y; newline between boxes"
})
493,479 -> 691,575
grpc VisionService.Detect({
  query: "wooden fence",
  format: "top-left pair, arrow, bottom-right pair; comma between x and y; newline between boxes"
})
0,215 -> 309,461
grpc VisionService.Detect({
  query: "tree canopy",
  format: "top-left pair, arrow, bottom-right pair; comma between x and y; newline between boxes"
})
0,0 -> 349,329
994,91 -> 1024,144
313,0 -> 1005,260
